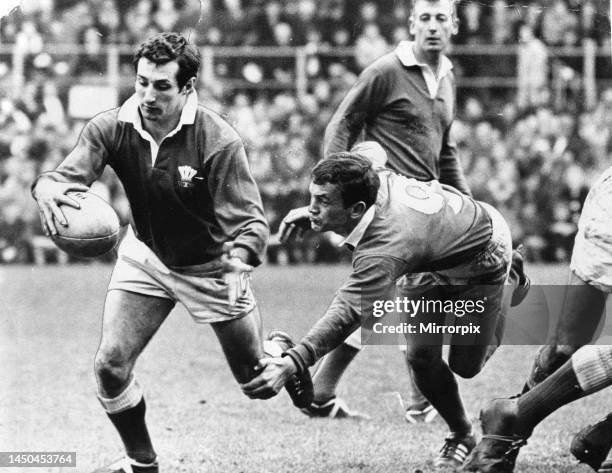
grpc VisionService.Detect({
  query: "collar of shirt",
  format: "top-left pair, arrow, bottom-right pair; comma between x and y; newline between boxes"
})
339,205 -> 376,250
395,40 -> 453,99
117,91 -> 198,164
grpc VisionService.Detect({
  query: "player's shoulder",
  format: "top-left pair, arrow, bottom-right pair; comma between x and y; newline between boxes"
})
80,107 -> 121,141
361,51 -> 402,77
88,107 -> 121,128
195,104 -> 243,149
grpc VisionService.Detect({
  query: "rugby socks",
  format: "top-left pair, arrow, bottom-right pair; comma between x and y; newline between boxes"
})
516,359 -> 584,436
572,346 -> 612,394
521,345 -> 570,393
312,343 -> 360,403
107,398 -> 157,464
411,359 -> 471,436
98,377 -> 156,464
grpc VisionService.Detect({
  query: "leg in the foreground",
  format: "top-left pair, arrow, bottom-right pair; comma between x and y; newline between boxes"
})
93,290 -> 175,473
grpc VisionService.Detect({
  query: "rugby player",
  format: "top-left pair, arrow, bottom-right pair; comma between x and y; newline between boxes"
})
244,152 -> 515,469
463,166 -> 612,473
31,32 -> 311,473
288,0 -> 528,422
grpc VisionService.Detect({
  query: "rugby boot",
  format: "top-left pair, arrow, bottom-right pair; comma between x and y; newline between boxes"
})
462,398 -> 528,473
92,457 -> 158,473
570,413 -> 612,471
404,399 -> 438,424
434,431 -> 476,470
300,395 -> 370,419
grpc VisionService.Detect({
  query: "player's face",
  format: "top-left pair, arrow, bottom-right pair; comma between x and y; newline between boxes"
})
308,182 -> 352,235
410,0 -> 457,56
135,58 -> 188,123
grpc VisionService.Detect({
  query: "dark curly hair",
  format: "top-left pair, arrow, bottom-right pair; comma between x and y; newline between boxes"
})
312,153 -> 380,209
133,32 -> 201,89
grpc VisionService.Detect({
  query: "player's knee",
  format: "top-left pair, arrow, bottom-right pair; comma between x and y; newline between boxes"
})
94,349 -> 132,391
405,347 -> 439,372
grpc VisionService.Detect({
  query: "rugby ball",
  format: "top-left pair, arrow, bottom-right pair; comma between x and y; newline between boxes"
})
51,191 -> 121,258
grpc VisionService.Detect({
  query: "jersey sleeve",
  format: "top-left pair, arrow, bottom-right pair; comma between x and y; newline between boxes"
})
439,125 -> 471,196
323,65 -> 389,157
287,254 -> 410,371
207,139 -> 269,266
438,75 -> 471,196
35,113 -> 115,187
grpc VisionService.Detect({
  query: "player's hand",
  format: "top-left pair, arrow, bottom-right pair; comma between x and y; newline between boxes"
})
240,356 -> 297,399
278,206 -> 311,243
32,179 -> 89,236
220,242 -> 254,306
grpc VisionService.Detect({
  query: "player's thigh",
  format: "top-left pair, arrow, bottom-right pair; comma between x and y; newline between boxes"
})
553,271 -> 608,346
211,306 -> 264,383
98,289 -> 175,366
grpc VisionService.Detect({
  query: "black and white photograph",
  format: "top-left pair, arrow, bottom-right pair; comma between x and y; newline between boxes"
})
1,0 -> 612,471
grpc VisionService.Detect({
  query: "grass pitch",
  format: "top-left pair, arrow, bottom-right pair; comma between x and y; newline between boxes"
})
1,263 -> 610,472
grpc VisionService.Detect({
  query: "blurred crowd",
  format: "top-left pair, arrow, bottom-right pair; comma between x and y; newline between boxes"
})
0,0 -> 611,264
2,0 -> 610,83
2,0 -> 610,50
2,76 -> 611,264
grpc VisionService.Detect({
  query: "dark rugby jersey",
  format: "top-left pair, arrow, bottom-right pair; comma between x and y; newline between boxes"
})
289,170 -> 493,368
324,41 -> 470,195
36,93 -> 268,268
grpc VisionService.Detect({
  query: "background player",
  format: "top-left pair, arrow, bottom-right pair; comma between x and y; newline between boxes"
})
32,32 -> 309,473
317,0 -> 468,421
287,0 -> 528,422
245,153 -> 515,470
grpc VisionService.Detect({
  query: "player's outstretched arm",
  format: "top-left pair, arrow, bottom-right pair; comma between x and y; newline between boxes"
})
240,356 -> 298,399
278,206 -> 311,243
32,178 -> 89,236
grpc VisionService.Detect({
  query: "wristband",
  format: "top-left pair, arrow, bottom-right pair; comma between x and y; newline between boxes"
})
283,348 -> 307,375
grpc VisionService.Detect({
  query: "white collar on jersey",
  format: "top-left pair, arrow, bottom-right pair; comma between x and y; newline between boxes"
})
340,205 -> 376,249
395,40 -> 453,79
117,90 -> 198,132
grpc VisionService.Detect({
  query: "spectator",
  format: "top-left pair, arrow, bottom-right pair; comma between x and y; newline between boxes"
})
517,23 -> 549,109
540,0 -> 579,46
354,22 -> 389,70
74,26 -> 106,78
456,1 -> 487,45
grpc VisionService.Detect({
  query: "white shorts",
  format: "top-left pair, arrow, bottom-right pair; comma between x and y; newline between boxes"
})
570,167 -> 612,293
108,228 -> 256,323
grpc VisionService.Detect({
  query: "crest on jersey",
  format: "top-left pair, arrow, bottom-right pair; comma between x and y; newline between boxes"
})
178,165 -> 197,189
